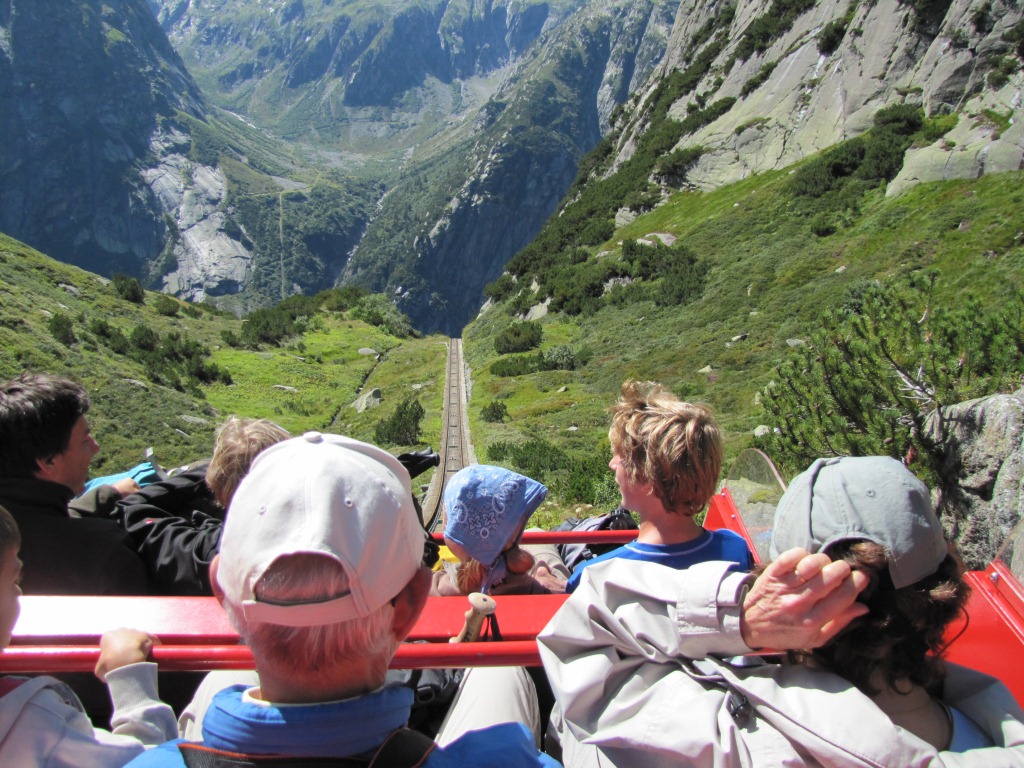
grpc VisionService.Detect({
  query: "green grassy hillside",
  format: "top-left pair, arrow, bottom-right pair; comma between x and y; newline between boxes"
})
462,161 -> 1024,512
0,234 -> 447,478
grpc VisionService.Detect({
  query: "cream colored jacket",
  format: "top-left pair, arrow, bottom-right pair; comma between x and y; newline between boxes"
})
538,559 -> 1024,768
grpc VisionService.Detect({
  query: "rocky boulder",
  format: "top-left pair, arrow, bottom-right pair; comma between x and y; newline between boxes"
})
928,388 -> 1024,570
353,388 -> 383,413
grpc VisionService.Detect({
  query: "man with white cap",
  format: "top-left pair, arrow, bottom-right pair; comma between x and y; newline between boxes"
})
127,432 -> 557,767
539,456 -> 1024,767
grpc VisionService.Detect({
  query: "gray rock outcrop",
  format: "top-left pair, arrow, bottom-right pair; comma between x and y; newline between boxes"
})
928,388 -> 1024,570
616,0 -> 1023,198
353,388 -> 383,413
143,127 -> 253,301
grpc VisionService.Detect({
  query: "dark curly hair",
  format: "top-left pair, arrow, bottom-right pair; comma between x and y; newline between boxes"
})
794,540 -> 969,698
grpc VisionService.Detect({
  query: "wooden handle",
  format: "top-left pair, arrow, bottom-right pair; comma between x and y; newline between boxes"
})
450,592 -> 497,643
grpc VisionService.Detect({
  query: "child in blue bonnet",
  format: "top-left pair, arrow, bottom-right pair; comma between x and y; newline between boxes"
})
432,465 -> 567,596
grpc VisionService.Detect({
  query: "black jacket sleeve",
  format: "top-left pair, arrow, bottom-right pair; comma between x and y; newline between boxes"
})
113,465 -> 223,596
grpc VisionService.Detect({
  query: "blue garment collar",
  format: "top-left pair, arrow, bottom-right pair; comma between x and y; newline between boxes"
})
202,683 -> 415,758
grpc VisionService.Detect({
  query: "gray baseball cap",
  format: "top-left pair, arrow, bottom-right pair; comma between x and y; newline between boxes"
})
770,456 -> 947,588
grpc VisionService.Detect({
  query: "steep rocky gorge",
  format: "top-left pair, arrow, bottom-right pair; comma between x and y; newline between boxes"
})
152,0 -> 683,334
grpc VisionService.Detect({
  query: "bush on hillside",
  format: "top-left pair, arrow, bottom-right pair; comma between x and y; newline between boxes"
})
113,273 -> 145,304
90,318 -> 130,354
655,146 -> 704,183
374,397 -> 424,446
481,401 -> 510,422
153,293 -> 180,317
740,61 -> 777,97
817,18 -> 848,54
490,353 -> 543,377
757,273 -> 1024,486
495,321 -> 543,354
48,312 -> 75,346
352,294 -> 415,339
484,274 -> 516,302
656,251 -> 709,307
317,286 -> 368,312
486,438 -> 614,507
544,344 -> 588,371
733,0 -> 816,62
1004,19 -> 1024,58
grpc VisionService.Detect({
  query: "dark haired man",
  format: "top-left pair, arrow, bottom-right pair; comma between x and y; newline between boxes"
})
0,373 -> 148,594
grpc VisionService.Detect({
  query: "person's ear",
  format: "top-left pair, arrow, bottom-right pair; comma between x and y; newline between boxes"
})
34,455 -> 55,480
208,555 -> 225,604
391,567 -> 431,641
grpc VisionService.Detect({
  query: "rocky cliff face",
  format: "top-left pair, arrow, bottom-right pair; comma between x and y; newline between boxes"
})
141,126 -> 253,300
0,0 -> 275,304
613,0 -> 1023,195
0,0 -> 207,277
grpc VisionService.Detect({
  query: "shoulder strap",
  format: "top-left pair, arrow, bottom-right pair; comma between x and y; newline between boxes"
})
178,743 -> 367,767
178,728 -> 435,768
367,728 -> 435,768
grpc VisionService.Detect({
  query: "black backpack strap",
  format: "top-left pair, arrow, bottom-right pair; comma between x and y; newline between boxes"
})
178,743 -> 367,767
178,729 -> 435,768
367,728 -> 436,768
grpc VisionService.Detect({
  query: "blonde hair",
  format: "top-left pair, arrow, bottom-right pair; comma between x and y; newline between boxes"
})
207,417 -> 290,508
608,380 -> 723,516
454,546 -> 535,594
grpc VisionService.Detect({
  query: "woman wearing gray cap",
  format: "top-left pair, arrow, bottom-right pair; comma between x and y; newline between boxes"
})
539,456 -> 1024,767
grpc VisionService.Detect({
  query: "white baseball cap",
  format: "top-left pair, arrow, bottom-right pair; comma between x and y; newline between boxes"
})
217,431 -> 426,626
770,456 -> 947,589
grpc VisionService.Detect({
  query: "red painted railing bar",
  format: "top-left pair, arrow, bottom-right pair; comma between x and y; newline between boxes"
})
431,530 -> 636,545
0,640 -> 542,673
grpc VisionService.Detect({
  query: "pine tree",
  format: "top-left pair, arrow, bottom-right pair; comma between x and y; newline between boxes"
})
374,397 -> 425,446
758,272 -> 1024,484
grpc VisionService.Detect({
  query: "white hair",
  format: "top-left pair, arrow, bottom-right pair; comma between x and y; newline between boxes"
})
224,553 -> 397,676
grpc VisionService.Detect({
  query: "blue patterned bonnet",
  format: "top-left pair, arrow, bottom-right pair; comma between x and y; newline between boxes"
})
443,464 -> 548,592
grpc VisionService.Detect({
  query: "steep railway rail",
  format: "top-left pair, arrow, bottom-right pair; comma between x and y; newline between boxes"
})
420,338 -> 471,530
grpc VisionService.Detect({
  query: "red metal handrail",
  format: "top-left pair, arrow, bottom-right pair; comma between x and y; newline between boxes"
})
6,488 -> 1024,706
0,640 -> 542,674
432,530 -> 637,545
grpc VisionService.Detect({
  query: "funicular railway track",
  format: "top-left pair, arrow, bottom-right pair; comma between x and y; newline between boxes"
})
420,338 -> 469,531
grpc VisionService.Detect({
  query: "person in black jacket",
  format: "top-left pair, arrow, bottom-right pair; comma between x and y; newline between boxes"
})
0,373 -> 149,595
113,417 -> 290,595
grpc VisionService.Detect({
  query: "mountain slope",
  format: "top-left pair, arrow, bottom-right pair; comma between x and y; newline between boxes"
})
0,232 -> 446,475
615,0 -> 1023,194
0,0 -> 384,313
0,0 -> 203,276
